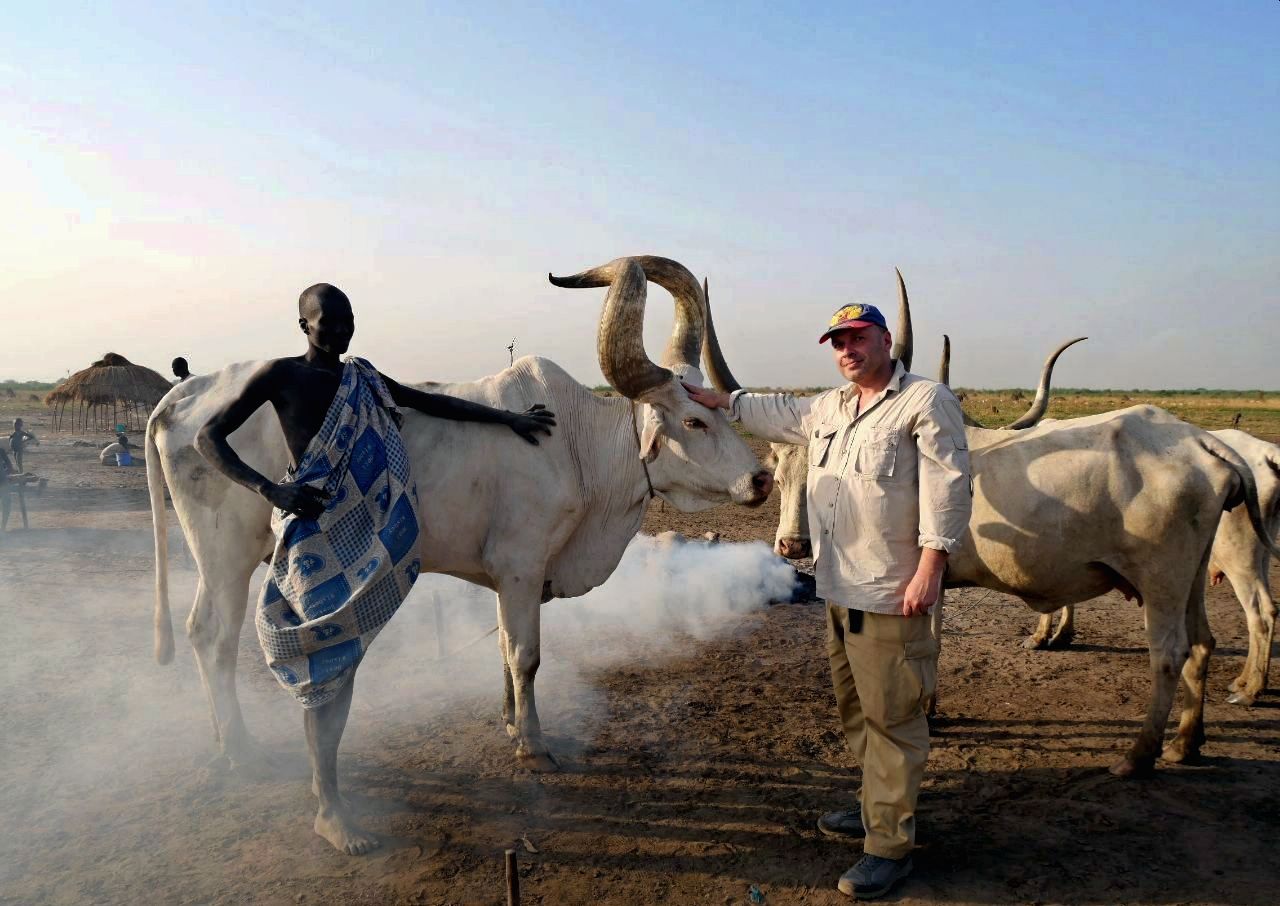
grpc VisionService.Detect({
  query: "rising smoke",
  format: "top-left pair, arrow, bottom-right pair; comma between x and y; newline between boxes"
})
0,530 -> 796,866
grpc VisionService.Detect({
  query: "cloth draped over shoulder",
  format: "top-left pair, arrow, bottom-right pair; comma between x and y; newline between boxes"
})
255,357 -> 422,708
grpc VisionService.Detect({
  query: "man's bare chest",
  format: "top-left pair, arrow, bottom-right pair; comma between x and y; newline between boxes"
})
271,369 -> 344,463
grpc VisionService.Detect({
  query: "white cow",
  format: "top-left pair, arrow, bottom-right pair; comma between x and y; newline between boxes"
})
1028,429 -> 1280,706
148,256 -> 772,775
701,277 -> 1280,776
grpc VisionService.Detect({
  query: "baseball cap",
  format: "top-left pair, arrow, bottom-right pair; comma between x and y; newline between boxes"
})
818,303 -> 888,344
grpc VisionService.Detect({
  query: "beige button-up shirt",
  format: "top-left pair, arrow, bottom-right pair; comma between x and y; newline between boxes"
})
732,361 -> 972,614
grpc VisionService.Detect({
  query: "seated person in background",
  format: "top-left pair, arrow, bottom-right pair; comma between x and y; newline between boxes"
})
100,433 -> 133,465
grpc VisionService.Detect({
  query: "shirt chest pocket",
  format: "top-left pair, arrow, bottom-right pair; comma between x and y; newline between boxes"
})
855,426 -> 899,480
808,425 -> 841,470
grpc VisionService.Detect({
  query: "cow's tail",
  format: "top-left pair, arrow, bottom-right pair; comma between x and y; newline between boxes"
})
147,419 -> 175,665
1199,434 -> 1280,561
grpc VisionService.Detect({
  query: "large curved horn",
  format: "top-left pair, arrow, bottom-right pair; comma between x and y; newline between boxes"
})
550,255 -> 705,371
1002,336 -> 1088,430
549,258 -> 670,398
700,277 -> 743,393
641,256 -> 705,369
889,267 -> 913,372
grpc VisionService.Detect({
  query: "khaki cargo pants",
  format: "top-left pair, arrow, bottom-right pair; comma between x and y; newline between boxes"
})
826,602 -> 938,859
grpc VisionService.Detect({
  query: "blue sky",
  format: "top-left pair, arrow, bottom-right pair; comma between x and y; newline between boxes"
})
2,2 -> 1276,388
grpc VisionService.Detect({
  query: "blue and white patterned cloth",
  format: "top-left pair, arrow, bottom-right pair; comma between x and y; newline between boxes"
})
255,357 -> 422,708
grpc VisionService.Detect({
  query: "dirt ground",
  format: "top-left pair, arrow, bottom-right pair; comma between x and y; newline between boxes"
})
1,409 -> 1278,906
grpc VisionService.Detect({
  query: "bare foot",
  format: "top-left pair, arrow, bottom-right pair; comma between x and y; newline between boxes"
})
314,807 -> 380,855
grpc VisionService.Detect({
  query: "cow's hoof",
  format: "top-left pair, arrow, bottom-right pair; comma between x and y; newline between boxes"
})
517,749 -> 560,772
1109,755 -> 1155,778
225,735 -> 286,777
1022,635 -> 1049,651
1161,737 -> 1203,765
1227,674 -> 1245,694
1047,631 -> 1075,650
1226,689 -> 1257,707
504,721 -> 520,739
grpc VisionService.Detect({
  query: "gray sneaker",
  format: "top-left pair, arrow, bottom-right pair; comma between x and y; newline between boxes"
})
837,854 -> 913,899
817,807 -> 865,838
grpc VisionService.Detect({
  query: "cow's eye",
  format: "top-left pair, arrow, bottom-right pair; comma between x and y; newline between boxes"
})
683,417 -> 708,431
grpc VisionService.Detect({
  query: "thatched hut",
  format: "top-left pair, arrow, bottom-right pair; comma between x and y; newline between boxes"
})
46,353 -> 173,433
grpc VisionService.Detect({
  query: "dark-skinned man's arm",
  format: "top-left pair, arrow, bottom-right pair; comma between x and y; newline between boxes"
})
195,362 -> 330,520
379,374 -> 556,445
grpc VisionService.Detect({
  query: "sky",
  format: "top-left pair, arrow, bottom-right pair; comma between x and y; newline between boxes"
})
2,2 -> 1276,390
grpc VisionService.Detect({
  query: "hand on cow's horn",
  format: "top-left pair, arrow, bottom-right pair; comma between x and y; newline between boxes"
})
505,404 -> 557,445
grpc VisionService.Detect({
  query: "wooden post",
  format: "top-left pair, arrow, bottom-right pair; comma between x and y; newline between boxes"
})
505,849 -> 519,906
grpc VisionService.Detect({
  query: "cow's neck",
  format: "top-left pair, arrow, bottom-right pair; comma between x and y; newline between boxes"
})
538,392 -> 657,599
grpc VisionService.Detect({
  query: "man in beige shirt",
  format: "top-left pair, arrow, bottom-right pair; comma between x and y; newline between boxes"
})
687,301 -> 971,899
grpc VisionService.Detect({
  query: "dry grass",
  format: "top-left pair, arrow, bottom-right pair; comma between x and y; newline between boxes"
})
955,389 -> 1280,435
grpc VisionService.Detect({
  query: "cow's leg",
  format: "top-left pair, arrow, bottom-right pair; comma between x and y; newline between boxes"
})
1226,574 -> 1274,706
1259,586 -> 1277,696
925,590 -> 943,718
1048,604 -> 1076,649
1164,561 -> 1215,763
1024,611 -> 1055,650
187,560 -> 264,770
496,592 -> 519,738
495,576 -> 556,771
1111,587 -> 1190,777
502,641 -> 519,739
1213,567 -> 1251,695
188,578 -> 222,744
307,674 -> 377,854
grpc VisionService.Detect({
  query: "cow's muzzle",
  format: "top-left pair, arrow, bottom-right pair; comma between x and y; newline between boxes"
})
744,469 -> 773,507
776,537 -> 812,560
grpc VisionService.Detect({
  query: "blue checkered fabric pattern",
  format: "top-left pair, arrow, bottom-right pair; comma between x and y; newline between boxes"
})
254,357 -> 422,709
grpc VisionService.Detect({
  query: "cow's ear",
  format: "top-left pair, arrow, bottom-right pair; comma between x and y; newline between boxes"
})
639,414 -> 664,463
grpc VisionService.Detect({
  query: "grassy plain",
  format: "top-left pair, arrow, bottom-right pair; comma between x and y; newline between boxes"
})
0,381 -> 54,419
954,388 -> 1280,436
